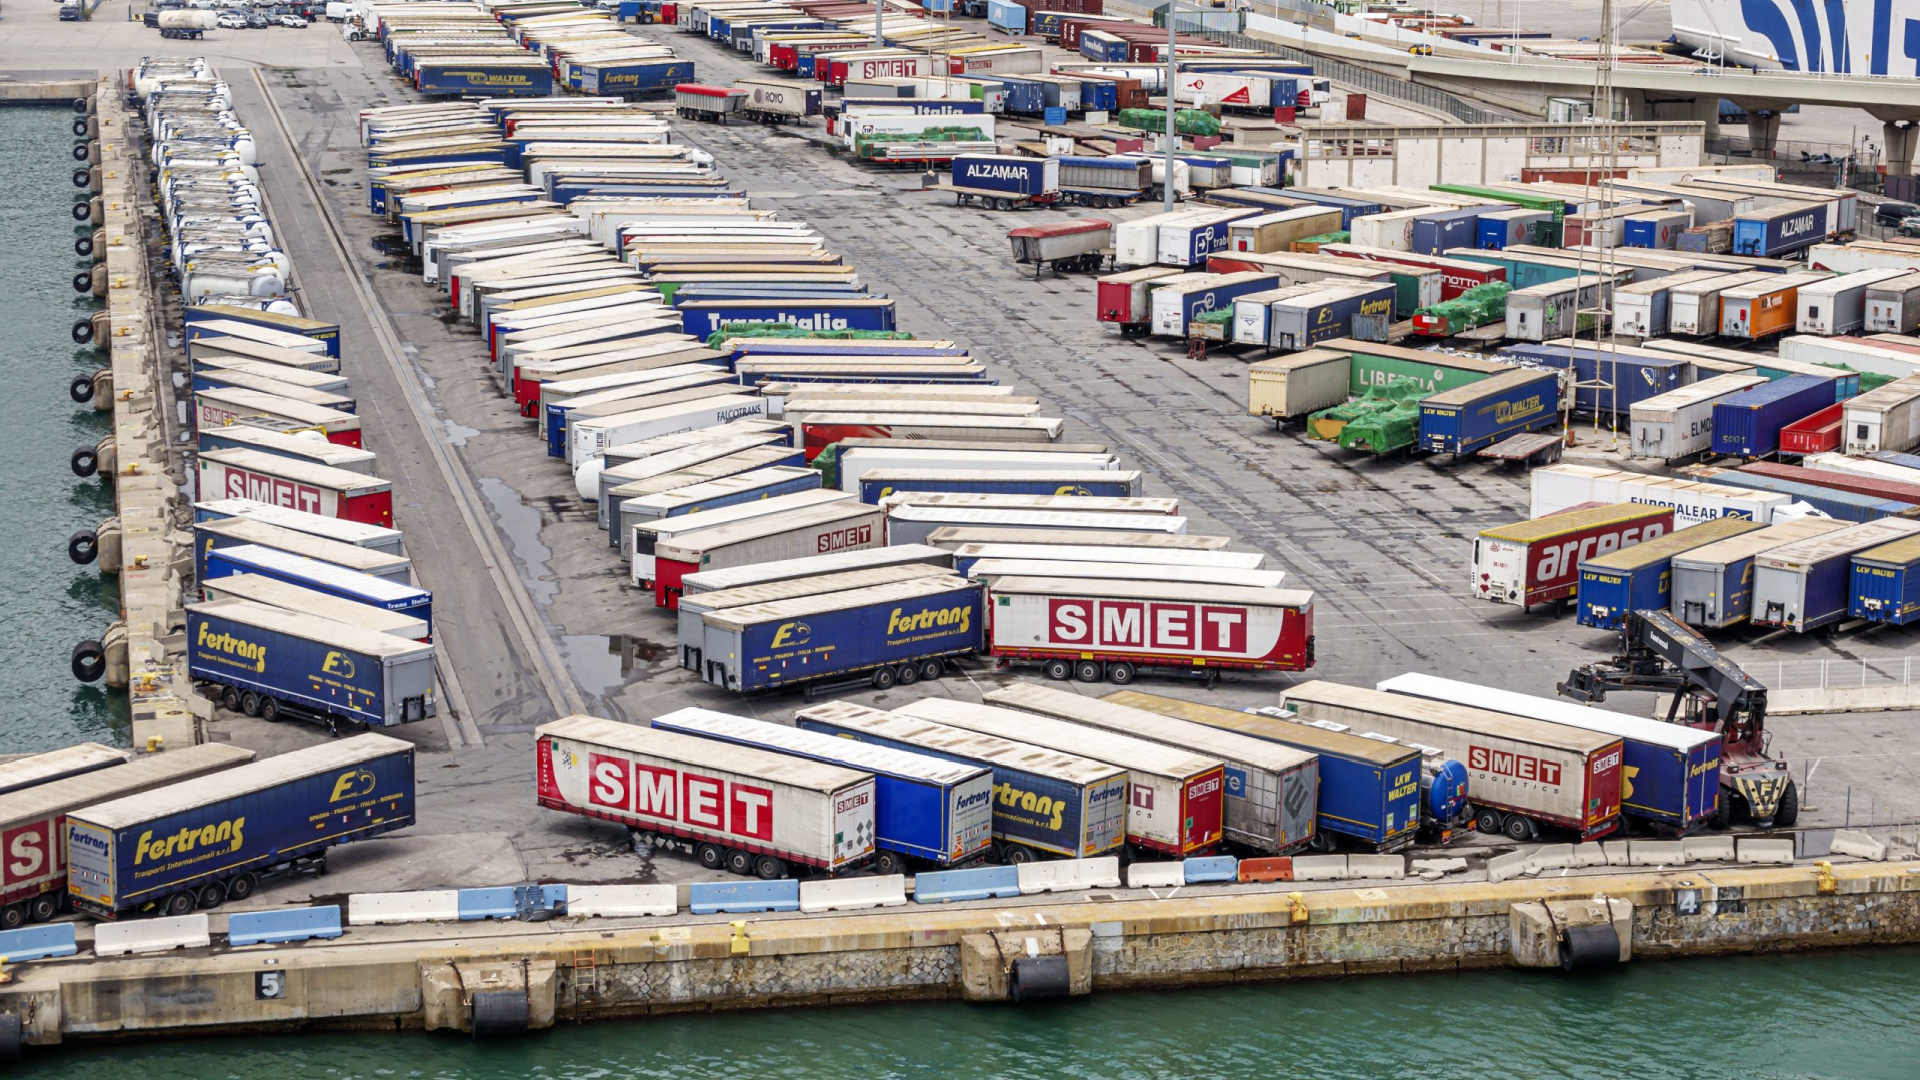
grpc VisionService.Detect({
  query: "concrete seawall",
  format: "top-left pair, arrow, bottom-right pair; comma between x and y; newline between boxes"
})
4,860 -> 1916,1046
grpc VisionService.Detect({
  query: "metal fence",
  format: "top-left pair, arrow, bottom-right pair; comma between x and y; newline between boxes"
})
1764,658 -> 1919,692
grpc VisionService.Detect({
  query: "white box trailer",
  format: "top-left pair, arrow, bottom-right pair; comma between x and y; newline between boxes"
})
676,563 -> 953,671
833,448 -> 1118,493
1348,209 -> 1425,252
535,715 -> 877,877
1247,348 -> 1352,421
984,682 -> 1318,855
1113,212 -> 1208,268
1505,275 -> 1612,342
1668,516 -> 1853,628
1805,451 -> 1920,483
1796,269 -> 1911,335
879,493 -> 1179,516
886,507 -> 1188,546
1529,463 -> 1793,526
895,699 -> 1228,858
1629,372 -> 1768,460
1230,285 -> 1337,347
984,575 -> 1315,677
1279,681 -> 1624,841
1226,207 -> 1344,255
0,743 -> 127,799
854,469 -> 1143,502
195,518 -> 412,584
766,384 -> 1023,420
630,490 -> 853,586
197,448 -> 391,525
1667,271 -> 1773,335
195,498 -> 404,557
1865,272 -> 1920,333
1612,270 -> 1729,338
680,543 -> 952,597
927,527 -> 1230,551
949,543 -> 1263,572
654,500 -> 889,604
568,394 -> 768,467
966,558 -> 1286,590
1776,336 -> 1920,380
1842,376 -> 1920,454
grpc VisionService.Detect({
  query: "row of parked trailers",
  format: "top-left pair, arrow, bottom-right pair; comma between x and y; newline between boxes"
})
367,0 -> 699,97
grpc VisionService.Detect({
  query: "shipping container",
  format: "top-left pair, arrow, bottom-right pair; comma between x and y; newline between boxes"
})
0,744 -> 255,927
1851,533 -> 1920,625
1348,209 -> 1426,252
985,576 -> 1314,678
1780,401 -> 1845,456
1753,518 -> 1920,630
1329,339 -> 1514,398
536,715 -> 874,877
1720,271 -> 1835,339
1736,459 -> 1920,507
1375,674 -> 1719,832
186,598 -> 435,731
985,683 -> 1317,854
1417,368 -> 1560,455
1108,691 -> 1421,851
1670,516 -> 1852,628
895,698 -> 1224,857
1477,208 -> 1554,250
796,701 -> 1127,861
1279,682 -> 1622,841
1247,348 -> 1352,421
1472,502 -> 1674,609
650,708 -> 991,872
681,543 -> 952,597
1842,376 -> 1920,455
1227,207 -> 1343,255
1690,466 -> 1920,523
1410,207 -> 1488,256
1629,373 -> 1769,460
1622,210 -> 1692,250
1575,516 -> 1767,629
67,734 -> 415,918
201,544 -> 433,634
1864,272 -> 1920,333
0,744 -> 127,800
1503,274 -> 1613,342
1712,374 -> 1840,457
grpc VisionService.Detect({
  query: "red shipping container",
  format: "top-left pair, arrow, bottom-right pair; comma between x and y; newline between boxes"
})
1778,402 -> 1844,455
1736,461 -> 1920,506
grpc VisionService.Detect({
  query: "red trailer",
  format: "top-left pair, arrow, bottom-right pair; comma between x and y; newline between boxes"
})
197,448 -> 395,527
1316,243 -> 1506,300
1472,503 -> 1674,610
1736,460 -> 1920,506
1778,402 -> 1844,456
1096,266 -> 1182,331
652,501 -> 887,609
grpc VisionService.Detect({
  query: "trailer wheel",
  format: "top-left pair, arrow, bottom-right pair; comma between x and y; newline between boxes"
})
1073,660 -> 1102,683
1042,659 -> 1071,681
1503,815 -> 1536,842
226,873 -> 257,901
894,662 -> 919,686
164,892 -> 196,917
1474,809 -> 1504,835
1306,831 -> 1337,853
71,640 -> 105,683
725,848 -> 753,876
1004,844 -> 1035,865
72,201 -> 91,222
993,197 -> 1012,212
259,697 -> 280,722
0,903 -> 23,931
1773,780 -> 1800,828
219,685 -> 240,711
71,317 -> 94,343
1106,661 -> 1136,685
196,882 -> 226,910
1708,797 -> 1731,830
870,665 -> 896,689
754,855 -> 786,880
873,850 -> 905,876
917,658 -> 943,682
696,842 -> 726,870
240,690 -> 262,717
28,893 -> 59,923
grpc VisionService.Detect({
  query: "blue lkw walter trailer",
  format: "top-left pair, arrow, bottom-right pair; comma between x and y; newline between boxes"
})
677,298 -> 897,338
1417,367 -> 1558,455
1711,373 -> 1839,457
1575,516 -> 1767,629
1500,342 -> 1690,418
1851,533 -> 1920,624
650,707 -> 995,870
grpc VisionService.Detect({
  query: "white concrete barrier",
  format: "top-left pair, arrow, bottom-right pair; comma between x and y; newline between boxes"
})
1016,856 -> 1122,895
1126,862 -> 1184,889
1602,842 -> 1631,866
94,913 -> 209,957
1346,854 -> 1405,879
1410,857 -> 1467,879
1485,850 -> 1532,883
1571,844 -> 1608,867
1290,854 -> 1348,881
1681,835 -> 1736,863
1737,838 -> 1795,864
348,890 -> 461,926
1831,830 -> 1888,861
799,875 -> 908,914
1629,840 -> 1687,867
1528,844 -> 1576,871
567,884 -> 677,918
1772,684 -> 1920,715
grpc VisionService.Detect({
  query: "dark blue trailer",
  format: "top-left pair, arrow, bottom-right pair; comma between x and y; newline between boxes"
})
970,74 -> 1046,113
678,298 -> 897,338
1075,77 -> 1117,112
949,154 -> 1055,197
1712,374 -> 1839,457
1079,29 -> 1129,62
1410,207 -> 1488,256
203,543 -> 433,635
583,60 -> 696,97
651,707 -> 994,870
1575,516 -> 1766,629
857,469 -> 1140,503
1263,187 -> 1382,230
795,700 -> 1129,860
1852,534 -> 1920,624
185,598 -> 435,730
1417,367 -> 1558,455
1873,449 -> 1920,471
66,735 -> 416,919
1692,469 -> 1919,523
1266,281 -> 1396,350
701,577 -> 984,693
1732,201 -> 1829,257
415,62 -> 555,97
1500,343 -> 1691,417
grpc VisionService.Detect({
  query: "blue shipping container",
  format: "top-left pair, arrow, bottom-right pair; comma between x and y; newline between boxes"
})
984,75 -> 1046,114
1733,202 -> 1828,257
1410,208 -> 1485,256
203,544 -> 433,633
859,473 -> 1136,503
1692,470 -> 1918,523
987,0 -> 1026,33
650,709 -> 994,866
678,300 -> 897,338
950,155 -> 1051,195
1852,537 -> 1920,624
1712,374 -> 1838,457
795,711 -> 1126,858
1874,449 -> 1920,472
1500,343 -> 1690,417
66,738 -> 416,916
1030,10 -> 1064,36
711,580 -> 985,693
185,604 -> 434,728
1417,369 -> 1558,454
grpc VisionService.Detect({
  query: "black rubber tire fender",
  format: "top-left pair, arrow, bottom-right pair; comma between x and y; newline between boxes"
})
67,528 -> 97,564
71,639 -> 105,682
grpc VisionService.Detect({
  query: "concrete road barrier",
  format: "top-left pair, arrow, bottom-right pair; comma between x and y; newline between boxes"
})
458,887 -> 522,921
1347,854 -> 1406,879
1831,830 -> 1888,861
799,875 -> 907,914
1630,840 -> 1687,867
689,880 -> 801,915
1737,837 -> 1795,864
1486,849 -> 1533,883
228,906 -> 344,947
1015,856 -> 1121,894
1528,844 -> 1576,871
1126,862 -> 1184,889
0,923 -> 78,962
1290,854 -> 1348,881
1571,844 -> 1608,867
1238,856 -> 1293,883
566,884 -> 677,918
349,890 -> 461,926
1602,841 -> 1631,866
914,865 -> 1021,904
1682,835 -> 1736,863
1182,855 -> 1237,884
95,913 -> 209,957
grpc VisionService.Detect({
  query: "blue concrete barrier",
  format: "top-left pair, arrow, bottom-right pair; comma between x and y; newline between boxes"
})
1183,855 -> 1239,884
913,865 -> 1022,904
689,880 -> 801,915
458,884 -> 568,920
228,905 -> 344,947
0,922 -> 77,962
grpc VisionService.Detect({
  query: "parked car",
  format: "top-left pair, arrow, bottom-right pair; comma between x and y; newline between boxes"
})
278,12 -> 307,24
1899,215 -> 1920,238
188,0 -> 219,8
216,11 -> 248,26
59,3 -> 81,19
246,11 -> 271,25
1876,201 -> 1920,228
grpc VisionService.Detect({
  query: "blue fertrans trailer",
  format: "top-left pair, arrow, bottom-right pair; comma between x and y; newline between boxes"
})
651,707 -> 995,872
1851,534 -> 1920,624
66,734 -> 416,919
186,598 -> 435,731
796,699 -> 1130,861
1575,516 -> 1767,630
580,59 -> 696,97
1417,367 -> 1558,455
203,543 -> 434,636
701,577 -> 984,693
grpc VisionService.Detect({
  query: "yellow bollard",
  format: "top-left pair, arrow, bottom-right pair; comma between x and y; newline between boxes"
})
1287,891 -> 1309,925
729,920 -> 750,956
1817,860 -> 1838,895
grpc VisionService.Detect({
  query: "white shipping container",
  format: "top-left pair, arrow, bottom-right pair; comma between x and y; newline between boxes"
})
894,699 -> 1226,855
1667,271 -> 1773,335
535,715 -> 877,874
1795,269 -> 1910,335
1628,373 -> 1767,460
1247,348 -> 1352,419
569,394 -> 768,467
1114,213 -> 1206,268
885,507 -> 1188,546
1841,377 -> 1920,454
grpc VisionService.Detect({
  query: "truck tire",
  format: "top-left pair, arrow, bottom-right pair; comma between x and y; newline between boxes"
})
1474,809 -> 1503,835
1004,844 -> 1035,865
28,893 -> 58,922
755,855 -> 785,880
725,849 -> 753,876
894,662 -> 919,686
873,850 -> 904,875
197,882 -> 226,909
70,373 -> 94,402
67,528 -> 97,564
1073,660 -> 1102,683
1503,815 -> 1536,842
1042,659 -> 1071,681
71,317 -> 93,343
1106,661 -> 1136,685
72,270 -> 93,293
1306,831 -> 1337,853
0,903 -> 25,931
220,685 -> 240,711
227,873 -> 256,900
164,892 -> 195,917
240,690 -> 262,717
917,658 -> 943,682
259,697 -> 280,722
696,842 -> 725,870
71,640 -> 105,682
993,197 -> 1012,212
870,665 -> 896,689
1773,780 -> 1800,828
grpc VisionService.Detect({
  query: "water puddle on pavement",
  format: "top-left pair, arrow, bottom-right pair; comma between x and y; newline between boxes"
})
557,634 -> 667,695
477,475 -> 557,608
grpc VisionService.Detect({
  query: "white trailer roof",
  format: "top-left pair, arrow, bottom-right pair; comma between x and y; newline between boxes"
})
897,699 -> 1223,780
202,575 -> 428,639
795,701 -> 1126,786
702,575 -> 973,631
679,564 -> 950,613
212,545 -> 427,602
200,448 -> 388,494
987,575 -> 1312,608
539,715 -> 868,793
967,559 -> 1285,590
651,708 -> 987,786
1374,673 -> 1716,752
1630,373 -> 1769,416
196,519 -> 408,575
190,598 -> 431,659
1281,681 -> 1619,754
985,683 -> 1315,773
1669,516 -> 1852,568
0,743 -> 129,797
889,507 -> 1187,533
951,543 -> 1261,569
879,494 -> 1177,515
71,733 -> 413,830
1758,518 -> 1920,567
681,544 -> 950,592
0,744 -> 257,831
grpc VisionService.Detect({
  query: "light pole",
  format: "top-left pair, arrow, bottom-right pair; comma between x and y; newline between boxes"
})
1164,0 -> 1178,213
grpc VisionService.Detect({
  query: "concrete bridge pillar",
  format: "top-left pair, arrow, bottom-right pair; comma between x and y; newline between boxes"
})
1746,110 -> 1782,158
1884,120 -> 1919,177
